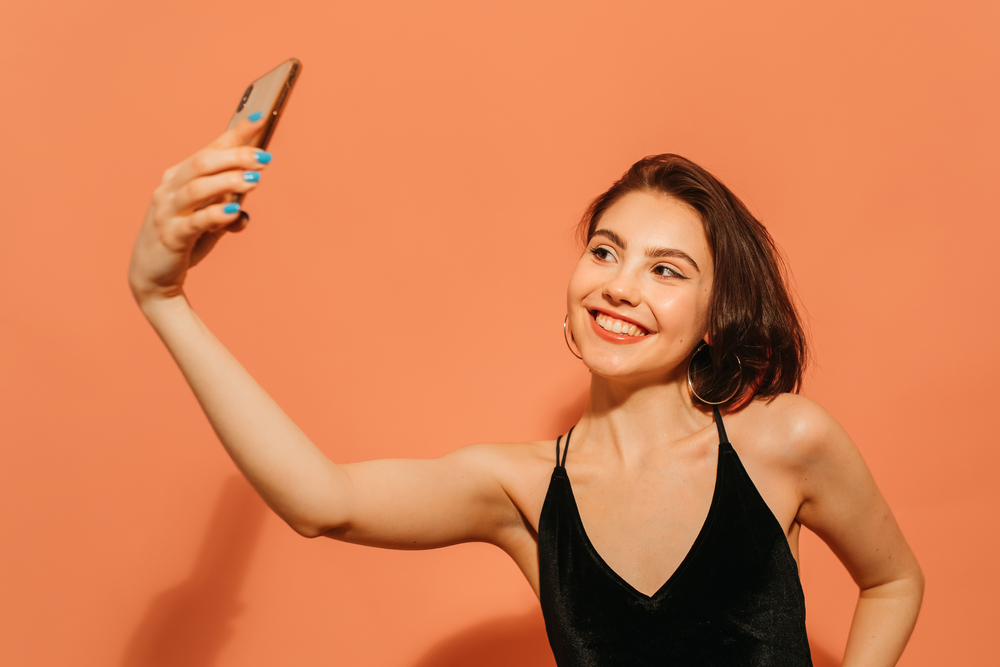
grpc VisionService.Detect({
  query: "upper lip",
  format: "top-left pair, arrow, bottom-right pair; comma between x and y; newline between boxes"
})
588,308 -> 652,334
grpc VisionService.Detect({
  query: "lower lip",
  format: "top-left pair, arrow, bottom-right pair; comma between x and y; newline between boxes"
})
589,314 -> 649,344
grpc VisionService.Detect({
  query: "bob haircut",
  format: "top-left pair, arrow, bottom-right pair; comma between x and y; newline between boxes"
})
578,154 -> 807,407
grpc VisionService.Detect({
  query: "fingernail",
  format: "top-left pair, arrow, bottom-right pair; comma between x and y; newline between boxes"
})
248,111 -> 263,122
243,171 -> 260,183
224,202 -> 241,214
254,150 -> 272,164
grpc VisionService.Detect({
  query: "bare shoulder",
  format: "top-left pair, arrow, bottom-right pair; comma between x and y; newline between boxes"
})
725,394 -> 863,537
729,393 -> 850,465
445,438 -> 557,473
439,439 -> 558,588
443,440 -> 556,488
443,438 -> 559,514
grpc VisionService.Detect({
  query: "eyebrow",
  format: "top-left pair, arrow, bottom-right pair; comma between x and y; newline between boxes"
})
591,229 -> 701,272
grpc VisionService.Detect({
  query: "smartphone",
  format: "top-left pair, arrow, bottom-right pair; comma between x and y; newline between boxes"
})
225,58 -> 302,203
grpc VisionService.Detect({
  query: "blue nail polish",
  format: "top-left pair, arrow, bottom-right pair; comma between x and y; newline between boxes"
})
248,111 -> 263,122
243,171 -> 260,182
224,202 -> 241,214
254,150 -> 272,164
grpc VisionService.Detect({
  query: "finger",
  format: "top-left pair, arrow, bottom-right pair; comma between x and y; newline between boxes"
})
170,144 -> 273,184
171,170 -> 262,214
171,201 -> 245,247
209,113 -> 268,150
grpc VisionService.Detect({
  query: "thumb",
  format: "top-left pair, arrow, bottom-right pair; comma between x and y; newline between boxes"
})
189,228 -> 227,268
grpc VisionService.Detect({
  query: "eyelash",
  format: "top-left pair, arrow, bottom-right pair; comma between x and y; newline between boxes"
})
654,264 -> 684,278
588,246 -> 687,280
589,246 -> 613,261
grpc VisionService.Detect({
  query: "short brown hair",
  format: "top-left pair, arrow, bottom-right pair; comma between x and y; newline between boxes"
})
579,154 -> 807,407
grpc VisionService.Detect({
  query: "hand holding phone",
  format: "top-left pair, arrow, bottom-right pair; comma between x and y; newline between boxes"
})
224,58 -> 301,205
128,59 -> 302,306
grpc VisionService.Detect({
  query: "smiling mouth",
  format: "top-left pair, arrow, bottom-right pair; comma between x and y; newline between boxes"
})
591,311 -> 649,337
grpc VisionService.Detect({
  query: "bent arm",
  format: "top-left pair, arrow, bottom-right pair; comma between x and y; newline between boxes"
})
794,404 -> 924,666
141,294 -> 348,536
140,295 -> 519,544
130,119 -> 519,546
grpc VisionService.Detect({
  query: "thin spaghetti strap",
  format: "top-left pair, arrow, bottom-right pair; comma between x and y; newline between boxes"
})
560,426 -> 575,468
712,406 -> 730,444
555,435 -> 563,467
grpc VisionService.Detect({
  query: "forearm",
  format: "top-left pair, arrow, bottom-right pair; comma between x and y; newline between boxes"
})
842,574 -> 924,667
140,294 -> 349,536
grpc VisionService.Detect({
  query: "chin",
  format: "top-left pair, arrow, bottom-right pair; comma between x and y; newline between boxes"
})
581,353 -> 654,382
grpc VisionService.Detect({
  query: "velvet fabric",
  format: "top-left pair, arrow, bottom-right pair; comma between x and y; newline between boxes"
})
538,409 -> 813,666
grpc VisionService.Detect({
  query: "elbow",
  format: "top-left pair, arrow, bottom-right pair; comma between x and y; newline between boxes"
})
285,514 -> 348,539
879,566 -> 925,611
289,521 -> 326,539
275,487 -> 352,539
858,560 -> 925,606
903,550 -> 925,602
912,562 -> 926,602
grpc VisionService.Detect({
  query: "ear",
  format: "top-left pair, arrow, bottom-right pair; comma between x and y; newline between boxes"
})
700,319 -> 712,347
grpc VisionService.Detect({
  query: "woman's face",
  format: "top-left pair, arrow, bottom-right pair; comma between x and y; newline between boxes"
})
566,190 -> 714,384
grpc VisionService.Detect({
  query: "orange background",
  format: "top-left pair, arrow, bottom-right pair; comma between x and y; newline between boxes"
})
2,1 -> 998,665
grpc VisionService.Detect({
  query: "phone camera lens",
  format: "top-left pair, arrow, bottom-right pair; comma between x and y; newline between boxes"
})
236,84 -> 253,112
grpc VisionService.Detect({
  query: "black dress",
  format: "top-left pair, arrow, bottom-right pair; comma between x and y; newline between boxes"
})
538,407 -> 812,666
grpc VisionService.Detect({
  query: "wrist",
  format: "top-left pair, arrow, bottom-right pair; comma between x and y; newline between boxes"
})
135,290 -> 193,323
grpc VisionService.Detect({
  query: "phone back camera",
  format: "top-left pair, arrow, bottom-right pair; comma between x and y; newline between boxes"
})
236,84 -> 254,112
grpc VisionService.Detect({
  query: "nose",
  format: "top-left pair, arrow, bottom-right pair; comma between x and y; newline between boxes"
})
602,267 -> 641,306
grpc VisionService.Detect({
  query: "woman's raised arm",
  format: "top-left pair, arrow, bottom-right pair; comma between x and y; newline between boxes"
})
128,120 -> 522,546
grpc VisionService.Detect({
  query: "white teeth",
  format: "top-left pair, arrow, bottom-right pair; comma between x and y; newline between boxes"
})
594,313 -> 647,337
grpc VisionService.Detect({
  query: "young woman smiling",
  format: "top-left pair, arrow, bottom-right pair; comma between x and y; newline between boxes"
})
129,117 -> 923,666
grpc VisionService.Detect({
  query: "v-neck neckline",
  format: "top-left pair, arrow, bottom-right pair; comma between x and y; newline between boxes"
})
558,441 -> 725,601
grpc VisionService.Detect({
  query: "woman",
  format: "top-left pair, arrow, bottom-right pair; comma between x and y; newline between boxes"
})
129,116 -> 923,665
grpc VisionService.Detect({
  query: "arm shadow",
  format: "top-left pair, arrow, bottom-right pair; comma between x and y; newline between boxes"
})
811,643 -> 841,667
546,384 -> 589,437
120,475 -> 267,667
412,608 -> 556,667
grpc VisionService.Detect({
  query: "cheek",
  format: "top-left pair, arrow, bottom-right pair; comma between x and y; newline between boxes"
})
566,258 -> 595,305
652,292 -> 710,337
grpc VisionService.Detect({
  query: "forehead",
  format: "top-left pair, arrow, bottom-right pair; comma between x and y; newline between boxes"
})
594,191 -> 712,266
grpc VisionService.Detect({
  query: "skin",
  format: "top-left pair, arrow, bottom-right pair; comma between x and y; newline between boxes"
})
130,118 -> 924,665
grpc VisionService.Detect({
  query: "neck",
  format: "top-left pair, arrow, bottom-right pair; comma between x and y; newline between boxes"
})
574,372 -> 715,464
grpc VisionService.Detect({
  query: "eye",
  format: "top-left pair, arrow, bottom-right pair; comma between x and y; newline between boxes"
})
589,245 -> 617,262
653,263 -> 687,279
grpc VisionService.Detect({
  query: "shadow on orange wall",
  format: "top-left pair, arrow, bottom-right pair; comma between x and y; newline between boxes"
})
412,610 -> 555,667
120,477 -> 267,667
810,644 -> 840,667
547,385 -> 590,441
412,608 -> 843,667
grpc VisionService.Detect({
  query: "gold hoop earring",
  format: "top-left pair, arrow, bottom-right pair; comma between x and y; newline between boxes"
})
563,315 -> 583,360
687,342 -> 742,405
